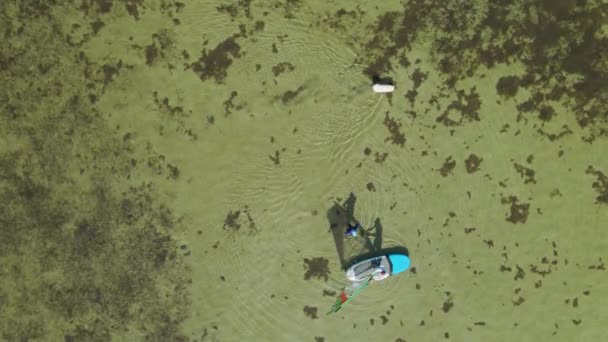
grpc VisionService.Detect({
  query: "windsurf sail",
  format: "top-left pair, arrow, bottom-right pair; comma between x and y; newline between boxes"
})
326,275 -> 373,315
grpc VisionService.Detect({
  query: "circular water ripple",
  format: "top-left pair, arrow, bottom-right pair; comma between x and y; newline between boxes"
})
177,2 -> 236,41
225,159 -> 303,226
299,96 -> 383,188
193,8 -> 418,336
239,18 -> 385,201
267,18 -> 360,79
216,219 -> 323,337
226,262 -> 279,336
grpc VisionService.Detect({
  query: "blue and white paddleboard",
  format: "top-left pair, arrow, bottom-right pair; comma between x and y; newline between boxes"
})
346,253 -> 411,282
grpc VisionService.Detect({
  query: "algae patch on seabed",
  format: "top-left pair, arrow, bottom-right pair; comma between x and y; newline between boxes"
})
0,2 -> 190,340
303,257 -> 330,281
355,0 -> 608,141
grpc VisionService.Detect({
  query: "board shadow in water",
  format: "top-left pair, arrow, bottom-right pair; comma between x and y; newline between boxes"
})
371,74 -> 395,86
326,192 -> 409,271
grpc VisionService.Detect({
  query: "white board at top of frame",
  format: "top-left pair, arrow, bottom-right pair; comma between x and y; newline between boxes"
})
373,84 -> 395,93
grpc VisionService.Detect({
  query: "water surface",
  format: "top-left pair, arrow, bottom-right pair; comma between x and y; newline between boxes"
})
1,0 -> 607,341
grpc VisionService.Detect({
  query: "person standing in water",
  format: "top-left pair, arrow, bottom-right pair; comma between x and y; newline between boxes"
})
344,222 -> 360,237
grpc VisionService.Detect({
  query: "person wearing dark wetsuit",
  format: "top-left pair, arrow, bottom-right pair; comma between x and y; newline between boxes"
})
344,222 -> 360,237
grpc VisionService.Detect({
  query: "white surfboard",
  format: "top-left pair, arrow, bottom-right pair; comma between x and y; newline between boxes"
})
373,83 -> 395,93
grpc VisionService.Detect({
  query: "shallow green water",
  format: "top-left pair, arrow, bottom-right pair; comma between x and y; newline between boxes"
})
1,0 -> 607,341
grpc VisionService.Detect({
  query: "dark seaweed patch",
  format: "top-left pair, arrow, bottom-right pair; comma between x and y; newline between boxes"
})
153,93 -> 184,117
223,210 -> 241,230
119,0 -> 145,20
406,68 -> 428,105
322,289 -> 336,296
442,295 -> 454,313
437,87 -> 481,126
303,257 -> 330,281
280,85 -> 304,104
216,4 -> 238,18
585,166 -> 608,204
223,90 -> 239,116
159,1 -> 185,21
322,7 -> 364,32
514,265 -> 526,280
166,164 -> 179,180
516,94 -> 542,117
190,35 -> 242,83
502,196 -> 530,224
513,297 -> 525,306
152,92 -> 189,133
530,264 -> 552,277
143,30 -> 174,67
303,305 -> 318,319
101,60 -> 122,85
496,76 -> 520,98
272,62 -> 295,77
374,152 -> 388,163
439,156 -> 456,177
145,44 -> 158,65
405,89 -> 417,106
94,0 -> 113,14
464,154 -> 482,173
538,105 -> 556,121
179,49 -> 189,60
537,125 -> 573,141
243,207 -> 257,230
526,155 -> 534,164
588,258 -> 605,270
254,20 -> 265,32
349,1 -> 608,139
222,206 -> 256,232
269,150 -> 280,165
273,0 -> 302,19
359,7 -> 426,77
411,68 -> 427,89
90,19 -> 105,34
513,163 -> 536,184
383,112 -> 406,146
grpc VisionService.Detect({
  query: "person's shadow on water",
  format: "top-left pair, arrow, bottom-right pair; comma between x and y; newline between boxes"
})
326,192 -> 388,270
366,217 -> 384,251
